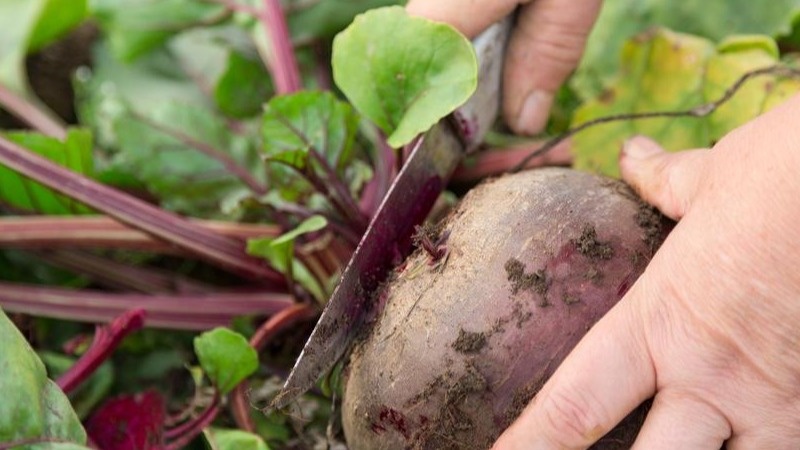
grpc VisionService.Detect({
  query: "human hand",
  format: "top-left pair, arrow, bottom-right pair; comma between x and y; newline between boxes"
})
406,0 -> 602,135
493,96 -> 800,449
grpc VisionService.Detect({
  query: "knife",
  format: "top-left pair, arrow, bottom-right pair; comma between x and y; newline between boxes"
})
271,16 -> 513,410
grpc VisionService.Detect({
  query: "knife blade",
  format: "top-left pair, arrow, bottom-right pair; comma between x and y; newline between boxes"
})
271,16 -> 513,410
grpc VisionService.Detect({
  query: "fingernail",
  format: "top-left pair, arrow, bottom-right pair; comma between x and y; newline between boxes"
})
622,136 -> 662,161
515,90 -> 553,135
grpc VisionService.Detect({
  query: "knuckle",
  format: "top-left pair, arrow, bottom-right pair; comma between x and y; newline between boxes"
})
516,27 -> 587,69
663,160 -> 694,218
508,24 -> 590,91
633,154 -> 692,221
652,157 -> 684,217
538,388 -> 610,445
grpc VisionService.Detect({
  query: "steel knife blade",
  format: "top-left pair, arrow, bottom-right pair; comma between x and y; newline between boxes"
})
271,16 -> 512,410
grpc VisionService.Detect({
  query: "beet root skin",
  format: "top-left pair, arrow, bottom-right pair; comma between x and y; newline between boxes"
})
342,168 -> 667,450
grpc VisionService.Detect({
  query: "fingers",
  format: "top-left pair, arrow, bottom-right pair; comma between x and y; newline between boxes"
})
405,0 -> 521,38
504,0 -> 603,134
631,392 -> 730,450
492,292 -> 656,449
408,0 -> 602,135
620,136 -> 710,220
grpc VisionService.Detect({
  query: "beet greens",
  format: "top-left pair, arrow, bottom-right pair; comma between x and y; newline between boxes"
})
1,0 -> 800,448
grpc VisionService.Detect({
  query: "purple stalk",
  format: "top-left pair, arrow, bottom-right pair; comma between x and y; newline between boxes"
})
231,303 -> 317,431
452,140 -> 573,182
0,83 -> 66,139
251,303 -> 316,350
164,398 -> 215,440
271,159 -> 365,233
360,132 -> 397,217
164,395 -> 220,450
260,0 -> 302,94
0,216 -> 279,252
272,202 -> 360,246
0,136 -> 283,283
38,250 -> 212,294
308,150 -> 368,231
0,282 -> 293,330
57,309 -> 146,394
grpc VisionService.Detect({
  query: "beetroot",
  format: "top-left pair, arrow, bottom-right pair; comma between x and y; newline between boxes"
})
342,168 -> 669,449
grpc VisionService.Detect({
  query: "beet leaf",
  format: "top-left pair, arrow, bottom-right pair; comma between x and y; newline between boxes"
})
203,428 -> 270,450
90,0 -> 227,62
247,215 -> 328,302
0,308 -> 87,448
194,327 -> 258,395
573,31 -> 800,177
0,129 -> 92,214
332,6 -> 477,147
0,0 -> 87,96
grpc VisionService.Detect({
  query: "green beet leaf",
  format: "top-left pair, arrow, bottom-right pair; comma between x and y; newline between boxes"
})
76,42 -> 209,148
170,25 -> 273,119
248,215 -> 328,302
572,29 -> 800,177
574,0 -> 800,99
332,6 -> 477,148
110,102 -> 260,217
272,215 -> 329,245
78,40 -> 266,218
39,351 -> 114,420
204,428 -> 271,450
288,0 -> 401,42
90,0 -> 227,62
260,91 -> 362,208
194,327 -> 258,395
27,0 -> 88,53
216,51 -> 273,119
0,129 -> 93,215
262,91 -> 360,171
0,309 -> 87,447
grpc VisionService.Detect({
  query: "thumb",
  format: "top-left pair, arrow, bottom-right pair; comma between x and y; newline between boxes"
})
620,136 -> 710,220
505,0 -> 602,134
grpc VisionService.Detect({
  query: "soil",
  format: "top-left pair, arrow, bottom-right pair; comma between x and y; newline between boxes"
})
452,329 -> 487,354
635,204 -> 666,252
573,225 -> 614,260
504,258 -> 549,296
407,361 -> 491,450
584,266 -> 604,283
561,292 -> 581,305
501,380 -> 544,429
